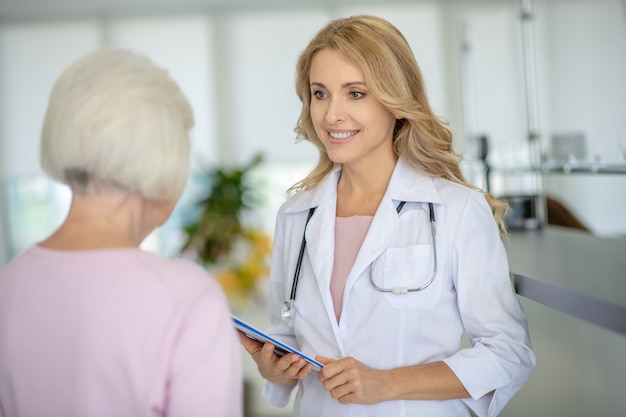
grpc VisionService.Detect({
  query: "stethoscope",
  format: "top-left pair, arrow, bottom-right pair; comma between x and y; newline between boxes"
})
280,201 -> 437,326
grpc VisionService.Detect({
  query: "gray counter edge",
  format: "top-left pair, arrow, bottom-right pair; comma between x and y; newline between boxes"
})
511,273 -> 626,336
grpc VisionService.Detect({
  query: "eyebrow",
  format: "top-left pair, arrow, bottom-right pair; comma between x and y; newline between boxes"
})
310,81 -> 367,89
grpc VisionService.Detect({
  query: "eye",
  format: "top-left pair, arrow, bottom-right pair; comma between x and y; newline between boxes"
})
350,91 -> 364,99
313,90 -> 327,100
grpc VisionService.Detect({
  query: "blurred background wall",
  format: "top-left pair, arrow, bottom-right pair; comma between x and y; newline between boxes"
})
0,0 -> 625,416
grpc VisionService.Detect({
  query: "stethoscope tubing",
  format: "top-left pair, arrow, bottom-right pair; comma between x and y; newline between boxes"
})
281,201 -> 436,324
369,202 -> 437,293
288,206 -> 317,302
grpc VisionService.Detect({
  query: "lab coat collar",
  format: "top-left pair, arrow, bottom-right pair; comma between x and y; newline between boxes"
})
281,166 -> 342,214
281,158 -> 442,214
386,158 -> 442,205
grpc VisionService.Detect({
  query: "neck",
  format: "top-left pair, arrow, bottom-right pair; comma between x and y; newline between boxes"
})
40,192 -> 167,250
336,154 -> 398,217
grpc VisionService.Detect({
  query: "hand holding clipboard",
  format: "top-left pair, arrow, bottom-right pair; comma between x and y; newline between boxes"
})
232,315 -> 323,372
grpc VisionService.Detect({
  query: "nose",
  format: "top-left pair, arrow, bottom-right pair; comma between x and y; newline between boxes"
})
324,97 -> 346,124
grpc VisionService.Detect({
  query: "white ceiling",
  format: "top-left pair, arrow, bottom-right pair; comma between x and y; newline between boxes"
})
0,0 -> 513,21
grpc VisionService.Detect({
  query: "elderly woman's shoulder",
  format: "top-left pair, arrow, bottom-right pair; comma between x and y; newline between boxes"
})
133,251 -> 225,300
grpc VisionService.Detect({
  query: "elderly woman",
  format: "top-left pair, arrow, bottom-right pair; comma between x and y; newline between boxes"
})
0,50 -> 243,417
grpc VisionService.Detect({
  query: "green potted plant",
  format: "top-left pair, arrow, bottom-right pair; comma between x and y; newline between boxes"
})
181,153 -> 271,306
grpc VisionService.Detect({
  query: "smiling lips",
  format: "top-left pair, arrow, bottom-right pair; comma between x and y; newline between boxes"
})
328,130 -> 358,140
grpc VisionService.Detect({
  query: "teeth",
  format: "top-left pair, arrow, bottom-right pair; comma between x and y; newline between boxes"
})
329,131 -> 357,139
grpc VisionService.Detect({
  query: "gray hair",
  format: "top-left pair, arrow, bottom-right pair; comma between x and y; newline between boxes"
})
41,49 -> 194,200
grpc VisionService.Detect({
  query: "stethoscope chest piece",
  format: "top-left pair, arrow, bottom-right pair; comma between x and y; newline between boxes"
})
280,299 -> 295,327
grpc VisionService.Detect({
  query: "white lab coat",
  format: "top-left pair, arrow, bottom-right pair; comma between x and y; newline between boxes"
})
263,159 -> 535,417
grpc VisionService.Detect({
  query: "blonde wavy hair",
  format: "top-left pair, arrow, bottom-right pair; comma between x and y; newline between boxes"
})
291,15 -> 508,233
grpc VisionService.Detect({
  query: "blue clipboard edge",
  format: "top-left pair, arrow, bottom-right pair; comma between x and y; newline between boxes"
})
232,315 -> 323,372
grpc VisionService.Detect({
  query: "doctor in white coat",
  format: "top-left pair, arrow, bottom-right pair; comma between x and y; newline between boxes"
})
239,15 -> 535,417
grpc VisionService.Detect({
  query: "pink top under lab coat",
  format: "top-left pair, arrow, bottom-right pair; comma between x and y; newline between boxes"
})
0,245 -> 243,417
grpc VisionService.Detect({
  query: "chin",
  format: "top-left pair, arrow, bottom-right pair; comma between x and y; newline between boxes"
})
324,148 -> 355,164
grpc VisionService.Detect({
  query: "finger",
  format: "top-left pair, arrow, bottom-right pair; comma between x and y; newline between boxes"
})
259,342 -> 279,362
329,383 -> 353,402
237,332 -> 263,354
336,391 -> 361,405
295,362 -> 314,379
315,355 -> 336,365
327,373 -> 365,404
277,354 -> 307,373
322,370 -> 351,393
317,356 -> 343,382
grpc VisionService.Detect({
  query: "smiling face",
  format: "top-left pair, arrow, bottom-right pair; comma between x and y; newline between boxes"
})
309,49 -> 398,169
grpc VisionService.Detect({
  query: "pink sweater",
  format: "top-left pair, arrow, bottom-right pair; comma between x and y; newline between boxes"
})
330,216 -> 373,322
0,246 -> 243,417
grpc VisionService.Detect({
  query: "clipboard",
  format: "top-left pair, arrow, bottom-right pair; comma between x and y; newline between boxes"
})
232,315 -> 323,372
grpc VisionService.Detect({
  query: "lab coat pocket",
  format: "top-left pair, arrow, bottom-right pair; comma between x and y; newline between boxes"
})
372,245 -> 444,310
